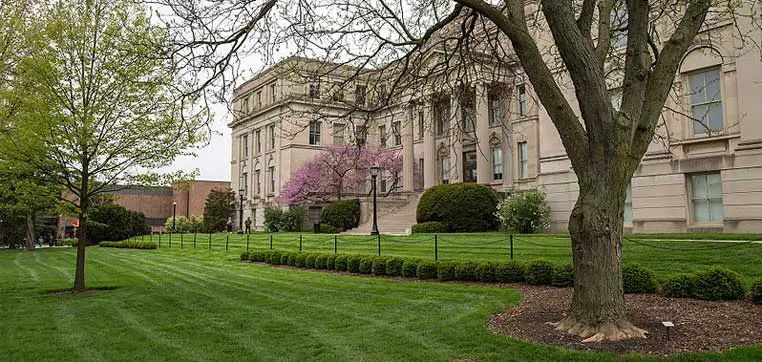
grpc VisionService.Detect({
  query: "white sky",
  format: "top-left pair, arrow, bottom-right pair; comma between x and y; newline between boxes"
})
165,103 -> 232,181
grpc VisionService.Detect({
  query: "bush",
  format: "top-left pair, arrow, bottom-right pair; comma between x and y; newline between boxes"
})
320,199 -> 361,230
662,274 -> 695,298
60,238 -> 79,247
250,251 -> 265,262
622,264 -> 657,294
691,267 -> 746,300
262,250 -> 273,263
750,278 -> 762,304
475,262 -> 497,282
326,255 -> 337,270
359,257 -> 375,274
371,257 -> 387,275
318,224 -> 337,234
315,255 -> 329,269
551,263 -> 574,287
416,183 -> 499,232
281,207 -> 307,232
240,251 -> 250,261
295,253 -> 308,268
164,216 -> 205,234
401,259 -> 420,278
99,241 -> 156,249
525,260 -> 554,285
304,254 -> 318,268
437,261 -> 458,281
288,253 -> 298,266
88,203 -> 151,243
203,188 -> 236,232
385,257 -> 404,276
269,251 -> 283,265
497,189 -> 551,233
411,222 -> 447,234
280,253 -> 291,265
347,255 -> 362,273
455,261 -> 478,281
417,260 -> 438,279
334,255 -> 348,271
495,261 -> 525,283
263,206 -> 283,232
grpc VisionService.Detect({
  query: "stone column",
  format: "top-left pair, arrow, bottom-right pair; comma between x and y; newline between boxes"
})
423,101 -> 437,188
475,84 -> 491,184
402,107 -> 415,192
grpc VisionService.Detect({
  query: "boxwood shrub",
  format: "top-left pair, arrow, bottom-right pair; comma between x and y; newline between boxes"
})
280,253 -> 291,265
417,260 -> 438,279
334,254 -> 348,271
359,257 -> 375,274
304,254 -> 318,269
314,255 -> 329,269
99,241 -> 157,249
401,259 -> 420,277
495,261 -> 525,283
318,224 -> 338,234
751,278 -> 762,304
326,254 -> 337,270
347,255 -> 362,273
622,264 -> 657,293
411,222 -> 447,234
262,250 -> 273,263
372,257 -> 388,275
416,183 -> 499,232
454,261 -> 478,281
385,257 -> 404,276
525,260 -> 554,285
269,251 -> 283,265
295,253 -> 308,268
691,267 -> 746,300
250,251 -> 266,262
475,262 -> 497,282
320,199 -> 361,230
240,251 -> 250,261
662,274 -> 695,298
551,263 -> 573,287
437,261 -> 458,281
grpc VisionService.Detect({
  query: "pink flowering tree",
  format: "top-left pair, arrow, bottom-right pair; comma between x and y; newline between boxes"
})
278,145 -> 404,206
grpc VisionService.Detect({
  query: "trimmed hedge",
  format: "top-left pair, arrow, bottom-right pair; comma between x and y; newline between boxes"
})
691,267 -> 746,301
315,254 -> 329,269
320,199 -> 361,230
662,274 -> 695,298
372,257 -> 387,275
305,254 -> 318,269
318,224 -> 338,234
411,222 -> 447,234
437,261 -> 458,281
416,183 -> 499,232
622,264 -> 657,294
347,255 -> 362,273
325,255 -> 337,270
475,262 -> 497,282
401,259 -> 420,277
454,261 -> 478,281
295,253 -> 308,268
385,257 -> 404,276
99,241 -> 157,249
288,253 -> 297,266
416,260 -> 438,279
495,261 -> 525,283
525,260 -> 554,285
334,255 -> 348,271
551,264 -> 573,287
359,257 -> 374,274
240,251 -> 250,261
269,251 -> 283,265
751,278 -> 762,304
280,253 -> 291,265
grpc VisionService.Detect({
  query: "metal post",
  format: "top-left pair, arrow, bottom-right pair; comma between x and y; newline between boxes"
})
299,235 -> 303,252
180,234 -> 184,249
377,234 -> 381,256
194,233 -> 197,248
434,234 -> 438,261
334,235 -> 337,254
246,233 -> 250,251
208,233 -> 212,249
169,232 -> 172,248
269,234 -> 273,250
226,233 -> 229,251
158,233 -> 161,248
370,173 -> 379,235
509,234 -> 514,260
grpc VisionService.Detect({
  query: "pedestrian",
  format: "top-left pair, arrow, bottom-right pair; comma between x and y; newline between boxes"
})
245,217 -> 252,234
226,217 -> 233,233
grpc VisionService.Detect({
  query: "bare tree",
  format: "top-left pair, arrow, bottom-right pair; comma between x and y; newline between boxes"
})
154,0 -> 762,341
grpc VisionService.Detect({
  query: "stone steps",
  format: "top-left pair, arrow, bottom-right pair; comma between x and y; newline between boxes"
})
345,194 -> 419,235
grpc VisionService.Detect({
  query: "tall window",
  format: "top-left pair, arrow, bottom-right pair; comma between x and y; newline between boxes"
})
309,121 -> 321,145
417,111 -> 424,140
392,121 -> 401,146
242,97 -> 249,114
255,169 -> 261,195
270,83 -> 277,102
689,68 -> 723,134
269,125 -> 275,149
256,91 -> 262,108
489,95 -> 500,126
355,85 -> 366,105
332,82 -> 344,101
460,100 -> 474,132
463,150 -> 477,183
255,130 -> 261,154
624,182 -> 633,224
378,125 -> 387,148
492,147 -> 503,181
333,123 -> 345,145
435,101 -> 449,135
242,172 -> 248,196
309,78 -> 320,99
518,142 -> 528,178
379,170 -> 387,193
518,85 -> 527,116
440,157 -> 449,184
268,160 -> 276,193
242,135 -> 249,158
691,173 -> 723,223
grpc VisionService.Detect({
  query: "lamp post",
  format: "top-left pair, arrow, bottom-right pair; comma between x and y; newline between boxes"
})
238,187 -> 245,234
172,200 -> 177,233
370,164 -> 381,235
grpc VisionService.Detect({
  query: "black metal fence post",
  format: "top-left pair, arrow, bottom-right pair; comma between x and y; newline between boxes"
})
246,233 -> 250,251
334,235 -> 337,254
509,234 -> 514,260
169,233 -> 172,248
193,233 -> 197,248
226,233 -> 229,251
299,235 -> 303,252
208,233 -> 212,249
150,233 -> 153,244
180,234 -> 184,249
158,233 -> 162,248
434,234 -> 438,261
377,234 -> 381,256
269,235 -> 273,250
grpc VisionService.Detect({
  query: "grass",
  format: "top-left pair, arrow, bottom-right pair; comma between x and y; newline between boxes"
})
130,232 -> 762,286
2,247 -> 761,361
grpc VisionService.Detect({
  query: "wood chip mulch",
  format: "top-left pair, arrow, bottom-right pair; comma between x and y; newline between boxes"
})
488,284 -> 762,357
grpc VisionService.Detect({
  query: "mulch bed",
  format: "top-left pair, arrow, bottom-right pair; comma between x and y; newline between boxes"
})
488,284 -> 762,357
246,261 -> 762,356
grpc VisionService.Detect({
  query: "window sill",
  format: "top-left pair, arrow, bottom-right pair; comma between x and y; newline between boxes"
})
675,133 -> 739,145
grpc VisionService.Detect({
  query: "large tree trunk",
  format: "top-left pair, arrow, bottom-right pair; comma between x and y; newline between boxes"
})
24,212 -> 35,251
73,177 -> 89,292
549,169 -> 646,342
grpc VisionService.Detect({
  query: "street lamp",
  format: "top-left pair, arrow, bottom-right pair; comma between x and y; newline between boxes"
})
238,187 -> 245,234
370,164 -> 381,235
172,200 -> 177,233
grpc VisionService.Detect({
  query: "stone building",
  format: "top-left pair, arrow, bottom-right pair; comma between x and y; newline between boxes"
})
230,9 -> 762,233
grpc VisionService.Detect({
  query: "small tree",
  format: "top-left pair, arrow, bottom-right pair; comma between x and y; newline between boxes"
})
203,189 -> 235,232
498,190 -> 552,234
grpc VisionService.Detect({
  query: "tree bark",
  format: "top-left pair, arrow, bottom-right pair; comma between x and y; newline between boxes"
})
24,212 -> 35,251
73,177 -> 89,292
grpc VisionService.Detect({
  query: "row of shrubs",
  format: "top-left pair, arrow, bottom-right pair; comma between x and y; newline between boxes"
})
99,241 -> 157,249
241,250 -> 762,303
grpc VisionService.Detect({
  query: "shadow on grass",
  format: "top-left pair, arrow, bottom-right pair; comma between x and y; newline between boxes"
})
44,285 -> 121,296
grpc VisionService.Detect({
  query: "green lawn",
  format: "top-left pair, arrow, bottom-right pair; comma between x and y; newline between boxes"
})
131,232 -> 762,285
1,247 -> 761,361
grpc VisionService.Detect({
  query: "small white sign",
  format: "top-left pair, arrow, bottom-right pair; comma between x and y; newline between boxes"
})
662,321 -> 674,327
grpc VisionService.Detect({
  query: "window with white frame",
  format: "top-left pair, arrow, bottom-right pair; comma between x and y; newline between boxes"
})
392,121 -> 401,146
256,91 -> 262,108
689,68 -> 723,134
309,121 -> 321,145
255,169 -> 261,195
440,157 -> 450,184
242,97 -> 249,114
242,135 -> 249,158
270,83 -> 277,103
690,173 -> 723,223
489,95 -> 500,126
255,130 -> 261,154
269,125 -> 275,150
333,123 -> 345,145
518,142 -> 528,178
492,146 -> 503,181
435,100 -> 449,135
242,172 -> 248,196
460,98 -> 474,132
378,125 -> 387,148
268,160 -> 276,194
517,85 -> 527,116
624,182 -> 633,224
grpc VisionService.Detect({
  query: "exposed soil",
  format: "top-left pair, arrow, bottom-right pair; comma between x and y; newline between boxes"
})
247,261 -> 762,356
488,284 -> 762,357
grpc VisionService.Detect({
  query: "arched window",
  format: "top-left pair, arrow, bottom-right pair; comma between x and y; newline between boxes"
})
437,146 -> 449,184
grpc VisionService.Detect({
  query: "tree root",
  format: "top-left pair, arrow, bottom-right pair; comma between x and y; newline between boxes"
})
547,317 -> 648,342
